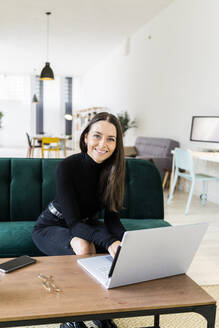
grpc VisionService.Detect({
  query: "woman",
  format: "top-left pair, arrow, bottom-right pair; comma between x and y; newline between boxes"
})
32,112 -> 126,328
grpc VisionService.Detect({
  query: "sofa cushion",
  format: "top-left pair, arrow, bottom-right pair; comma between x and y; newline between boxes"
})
98,218 -> 171,236
0,221 -> 44,257
124,159 -> 164,219
0,158 -> 10,221
10,159 -> 42,221
121,218 -> 171,230
0,218 -> 171,258
42,159 -> 60,210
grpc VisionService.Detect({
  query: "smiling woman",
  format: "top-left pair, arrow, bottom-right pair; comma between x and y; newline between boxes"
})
79,112 -> 125,212
84,121 -> 117,163
32,111 -> 125,328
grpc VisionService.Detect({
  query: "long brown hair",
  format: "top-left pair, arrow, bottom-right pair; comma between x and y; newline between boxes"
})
80,112 -> 125,212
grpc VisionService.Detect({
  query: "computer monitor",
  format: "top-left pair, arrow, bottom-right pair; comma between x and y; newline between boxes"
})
190,116 -> 219,143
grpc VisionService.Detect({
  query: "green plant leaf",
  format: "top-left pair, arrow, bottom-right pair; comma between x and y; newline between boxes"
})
117,111 -> 137,135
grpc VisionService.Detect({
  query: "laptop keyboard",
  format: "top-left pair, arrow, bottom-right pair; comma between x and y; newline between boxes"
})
97,265 -> 110,280
105,255 -> 113,263
96,256 -> 113,280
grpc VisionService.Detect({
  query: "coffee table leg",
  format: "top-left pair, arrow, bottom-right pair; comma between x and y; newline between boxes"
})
194,304 -> 216,328
142,314 -> 160,328
154,314 -> 160,328
206,307 -> 216,328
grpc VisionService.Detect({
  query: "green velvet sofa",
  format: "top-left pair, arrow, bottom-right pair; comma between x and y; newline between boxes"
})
0,157 -> 170,258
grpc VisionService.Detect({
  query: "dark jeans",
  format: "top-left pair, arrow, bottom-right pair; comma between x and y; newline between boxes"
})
32,209 -> 106,256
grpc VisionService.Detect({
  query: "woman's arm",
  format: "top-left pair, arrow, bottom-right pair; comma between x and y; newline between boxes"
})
103,208 -> 126,256
104,208 -> 126,241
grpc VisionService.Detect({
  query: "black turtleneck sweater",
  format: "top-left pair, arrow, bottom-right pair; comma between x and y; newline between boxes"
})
55,152 -> 125,250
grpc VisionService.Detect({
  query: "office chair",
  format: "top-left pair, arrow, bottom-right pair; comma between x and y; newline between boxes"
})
26,133 -> 41,158
41,137 -> 60,158
167,148 -> 219,215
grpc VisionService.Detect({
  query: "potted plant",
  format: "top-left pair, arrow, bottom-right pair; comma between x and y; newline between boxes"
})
117,111 -> 137,136
0,112 -> 3,128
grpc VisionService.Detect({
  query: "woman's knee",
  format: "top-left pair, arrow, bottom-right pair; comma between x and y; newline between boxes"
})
70,237 -> 93,255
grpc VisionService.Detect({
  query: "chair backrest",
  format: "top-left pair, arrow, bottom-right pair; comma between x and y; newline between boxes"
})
174,148 -> 194,174
26,132 -> 32,147
42,137 -> 60,149
41,137 -> 60,158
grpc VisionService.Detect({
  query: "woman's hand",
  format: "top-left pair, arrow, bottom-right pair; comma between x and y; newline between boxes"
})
108,240 -> 121,257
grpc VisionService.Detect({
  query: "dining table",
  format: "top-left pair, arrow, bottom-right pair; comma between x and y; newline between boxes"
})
31,135 -> 69,157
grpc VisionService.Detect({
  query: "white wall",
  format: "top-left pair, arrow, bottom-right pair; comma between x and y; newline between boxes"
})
80,0 -> 219,204
0,75 -> 67,148
0,75 -> 31,148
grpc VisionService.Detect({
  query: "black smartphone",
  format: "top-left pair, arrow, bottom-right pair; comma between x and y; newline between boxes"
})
0,255 -> 36,273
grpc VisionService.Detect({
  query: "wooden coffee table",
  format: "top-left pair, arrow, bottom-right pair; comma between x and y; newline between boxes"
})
0,255 -> 216,328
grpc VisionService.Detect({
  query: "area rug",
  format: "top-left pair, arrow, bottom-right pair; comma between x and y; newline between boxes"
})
20,285 -> 218,328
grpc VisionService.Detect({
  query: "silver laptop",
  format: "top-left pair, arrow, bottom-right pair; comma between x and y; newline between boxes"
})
77,223 -> 208,289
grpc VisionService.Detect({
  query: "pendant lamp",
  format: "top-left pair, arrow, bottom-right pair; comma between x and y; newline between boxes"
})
64,114 -> 73,120
40,12 -> 54,80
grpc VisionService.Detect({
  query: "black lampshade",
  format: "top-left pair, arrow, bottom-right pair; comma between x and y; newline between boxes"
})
32,94 -> 38,103
40,62 -> 54,80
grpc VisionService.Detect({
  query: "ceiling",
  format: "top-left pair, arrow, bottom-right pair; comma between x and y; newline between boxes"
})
0,0 -> 174,77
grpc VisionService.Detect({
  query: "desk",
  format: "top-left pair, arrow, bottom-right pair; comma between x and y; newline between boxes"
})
0,255 -> 216,328
170,150 -> 219,192
192,151 -> 219,163
32,135 -> 69,157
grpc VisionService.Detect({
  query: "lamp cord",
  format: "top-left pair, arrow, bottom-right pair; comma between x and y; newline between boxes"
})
45,12 -> 51,62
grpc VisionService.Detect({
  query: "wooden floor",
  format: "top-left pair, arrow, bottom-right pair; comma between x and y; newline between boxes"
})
165,189 -> 219,285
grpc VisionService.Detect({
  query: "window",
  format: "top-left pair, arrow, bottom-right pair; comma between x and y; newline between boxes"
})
35,76 -> 44,134
64,77 -> 73,136
0,75 -> 28,102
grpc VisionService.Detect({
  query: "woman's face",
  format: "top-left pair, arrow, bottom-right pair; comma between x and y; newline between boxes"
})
84,120 -> 117,163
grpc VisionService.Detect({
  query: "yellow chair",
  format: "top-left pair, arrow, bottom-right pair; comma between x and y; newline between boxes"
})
41,137 -> 60,158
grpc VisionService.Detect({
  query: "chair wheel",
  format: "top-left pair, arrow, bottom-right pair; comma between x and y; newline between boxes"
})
200,194 -> 207,201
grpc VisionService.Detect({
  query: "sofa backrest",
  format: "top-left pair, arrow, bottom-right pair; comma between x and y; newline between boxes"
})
121,159 -> 164,219
135,137 -> 179,158
0,157 -> 164,221
0,158 -> 60,221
